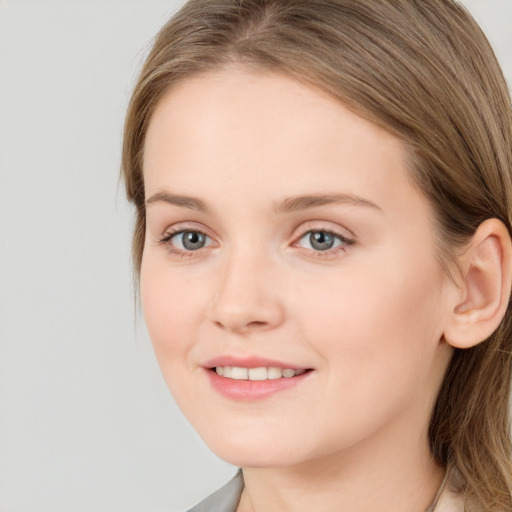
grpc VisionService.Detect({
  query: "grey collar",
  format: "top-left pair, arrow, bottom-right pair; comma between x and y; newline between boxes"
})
187,470 -> 244,512
188,468 -> 448,512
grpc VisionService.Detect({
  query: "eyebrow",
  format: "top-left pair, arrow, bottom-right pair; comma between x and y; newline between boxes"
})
145,192 -> 207,212
275,194 -> 382,213
145,191 -> 382,214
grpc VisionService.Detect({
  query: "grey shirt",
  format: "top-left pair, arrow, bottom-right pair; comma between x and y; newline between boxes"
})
187,469 -> 465,512
187,471 -> 244,512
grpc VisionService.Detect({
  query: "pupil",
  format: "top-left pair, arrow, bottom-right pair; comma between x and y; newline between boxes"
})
310,231 -> 334,251
183,231 -> 205,250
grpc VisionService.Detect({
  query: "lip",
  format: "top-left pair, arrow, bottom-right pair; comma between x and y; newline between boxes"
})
203,355 -> 314,401
203,355 -> 310,370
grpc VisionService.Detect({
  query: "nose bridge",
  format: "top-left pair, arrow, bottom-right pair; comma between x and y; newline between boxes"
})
209,240 -> 284,333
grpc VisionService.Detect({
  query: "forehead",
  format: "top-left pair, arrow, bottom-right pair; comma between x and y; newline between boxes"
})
143,67 -> 421,216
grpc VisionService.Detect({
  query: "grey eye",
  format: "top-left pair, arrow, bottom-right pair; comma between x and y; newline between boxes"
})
297,230 -> 348,252
176,231 -> 208,250
309,231 -> 335,251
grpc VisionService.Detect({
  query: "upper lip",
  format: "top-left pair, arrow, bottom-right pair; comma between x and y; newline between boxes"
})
203,355 -> 311,370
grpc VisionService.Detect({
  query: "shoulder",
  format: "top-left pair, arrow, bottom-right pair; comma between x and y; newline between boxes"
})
186,470 -> 244,512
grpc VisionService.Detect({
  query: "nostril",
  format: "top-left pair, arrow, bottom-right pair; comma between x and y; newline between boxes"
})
247,320 -> 268,328
213,319 -> 270,332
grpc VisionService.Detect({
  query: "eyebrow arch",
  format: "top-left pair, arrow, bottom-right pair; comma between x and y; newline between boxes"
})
145,192 -> 208,212
145,191 -> 381,214
275,194 -> 382,213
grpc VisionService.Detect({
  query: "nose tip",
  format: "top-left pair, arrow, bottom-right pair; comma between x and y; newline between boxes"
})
209,264 -> 285,334
211,295 -> 284,334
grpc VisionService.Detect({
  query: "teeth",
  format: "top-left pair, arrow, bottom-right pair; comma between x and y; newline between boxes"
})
214,366 -> 306,380
231,367 -> 248,380
267,367 -> 283,379
248,367 -> 267,381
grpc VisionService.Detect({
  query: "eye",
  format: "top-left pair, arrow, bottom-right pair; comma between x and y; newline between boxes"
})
161,230 -> 212,251
296,230 -> 351,252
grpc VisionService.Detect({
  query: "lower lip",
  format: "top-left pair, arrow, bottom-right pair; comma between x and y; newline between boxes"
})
206,369 -> 313,400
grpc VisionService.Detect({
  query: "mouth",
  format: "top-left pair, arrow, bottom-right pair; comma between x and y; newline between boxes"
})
210,366 -> 309,380
204,357 -> 314,400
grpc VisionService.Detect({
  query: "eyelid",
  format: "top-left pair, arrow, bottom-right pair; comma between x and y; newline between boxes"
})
158,223 -> 218,258
294,230 -> 353,249
291,221 -> 355,255
160,228 -> 212,245
291,220 -> 355,242
159,221 -> 217,241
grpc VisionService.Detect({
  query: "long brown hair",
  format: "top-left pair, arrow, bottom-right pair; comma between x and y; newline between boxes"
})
122,1 -> 512,509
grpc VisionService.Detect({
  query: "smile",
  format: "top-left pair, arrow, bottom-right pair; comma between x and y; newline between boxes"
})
205,358 -> 314,400
214,366 -> 306,380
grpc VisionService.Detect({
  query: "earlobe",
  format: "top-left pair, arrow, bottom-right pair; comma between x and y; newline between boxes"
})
443,218 -> 512,349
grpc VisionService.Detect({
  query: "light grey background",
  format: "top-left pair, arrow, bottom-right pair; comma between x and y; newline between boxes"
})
0,1 -> 510,511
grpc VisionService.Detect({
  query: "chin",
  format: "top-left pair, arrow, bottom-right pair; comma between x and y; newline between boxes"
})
206,434 -> 346,470
210,442 -> 305,469
194,421 -> 319,469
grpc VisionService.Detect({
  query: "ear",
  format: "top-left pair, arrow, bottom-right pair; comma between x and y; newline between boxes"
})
443,218 -> 512,349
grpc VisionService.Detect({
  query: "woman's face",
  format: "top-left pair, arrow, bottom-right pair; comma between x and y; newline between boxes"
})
141,68 -> 454,468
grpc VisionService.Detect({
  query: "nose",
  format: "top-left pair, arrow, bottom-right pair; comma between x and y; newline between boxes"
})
209,249 -> 285,334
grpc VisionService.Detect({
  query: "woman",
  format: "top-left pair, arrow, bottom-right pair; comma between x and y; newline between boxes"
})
122,1 -> 512,510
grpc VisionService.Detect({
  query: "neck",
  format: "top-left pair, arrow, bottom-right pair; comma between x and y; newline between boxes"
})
237,415 -> 445,512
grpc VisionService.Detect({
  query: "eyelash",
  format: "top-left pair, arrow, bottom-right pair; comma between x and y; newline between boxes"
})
293,229 -> 354,258
158,227 -> 355,259
158,228 -> 212,259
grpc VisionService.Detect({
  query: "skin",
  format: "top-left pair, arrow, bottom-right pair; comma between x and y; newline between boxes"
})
141,67 -> 457,512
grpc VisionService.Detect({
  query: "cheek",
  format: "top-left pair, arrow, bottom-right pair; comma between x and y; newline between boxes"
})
140,258 -> 213,415
281,259 -> 446,454
296,250 -> 445,397
140,255 -> 205,362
